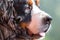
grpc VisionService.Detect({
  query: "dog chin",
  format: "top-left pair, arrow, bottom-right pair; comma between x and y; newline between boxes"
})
38,32 -> 45,40
31,32 -> 46,39
32,25 -> 51,39
38,25 -> 51,39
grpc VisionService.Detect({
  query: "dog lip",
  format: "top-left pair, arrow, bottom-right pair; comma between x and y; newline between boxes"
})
32,32 -> 45,39
39,32 -> 45,37
44,24 -> 50,32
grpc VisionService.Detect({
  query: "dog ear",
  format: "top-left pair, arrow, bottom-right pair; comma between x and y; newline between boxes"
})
35,0 -> 40,6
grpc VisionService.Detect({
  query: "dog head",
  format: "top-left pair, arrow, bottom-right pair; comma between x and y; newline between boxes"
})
13,0 -> 52,39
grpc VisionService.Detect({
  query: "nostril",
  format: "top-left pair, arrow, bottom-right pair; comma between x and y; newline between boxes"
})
43,16 -> 52,24
46,16 -> 52,21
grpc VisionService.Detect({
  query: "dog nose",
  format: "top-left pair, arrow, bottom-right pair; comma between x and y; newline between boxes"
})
44,16 -> 52,24
46,16 -> 52,21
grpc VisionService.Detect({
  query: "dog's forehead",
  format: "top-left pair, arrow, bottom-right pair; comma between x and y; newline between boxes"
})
15,0 -> 39,4
14,0 -> 32,3
14,0 -> 40,6
18,0 -> 33,2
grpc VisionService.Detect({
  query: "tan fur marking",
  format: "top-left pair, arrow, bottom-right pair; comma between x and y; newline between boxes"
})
35,0 -> 40,6
20,22 -> 28,29
27,0 -> 33,6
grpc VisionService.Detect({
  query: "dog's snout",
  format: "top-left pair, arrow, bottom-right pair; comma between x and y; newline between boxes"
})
44,16 -> 52,24
46,16 -> 52,21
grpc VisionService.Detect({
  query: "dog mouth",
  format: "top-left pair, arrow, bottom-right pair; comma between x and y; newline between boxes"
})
30,27 -> 50,39
31,32 -> 46,39
28,21 -> 51,39
31,28 -> 49,39
26,19 -> 52,39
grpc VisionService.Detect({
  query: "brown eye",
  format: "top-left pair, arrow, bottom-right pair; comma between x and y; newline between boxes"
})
35,0 -> 40,6
27,0 -> 33,6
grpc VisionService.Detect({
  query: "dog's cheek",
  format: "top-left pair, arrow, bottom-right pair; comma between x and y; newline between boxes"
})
19,22 -> 28,29
27,14 -> 42,34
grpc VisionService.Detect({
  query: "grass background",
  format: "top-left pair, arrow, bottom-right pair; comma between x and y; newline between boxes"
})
40,0 -> 60,40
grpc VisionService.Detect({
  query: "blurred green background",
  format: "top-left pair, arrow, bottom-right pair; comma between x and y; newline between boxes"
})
40,0 -> 60,40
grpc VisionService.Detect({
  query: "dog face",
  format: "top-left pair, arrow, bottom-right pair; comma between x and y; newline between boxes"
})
14,0 -> 52,39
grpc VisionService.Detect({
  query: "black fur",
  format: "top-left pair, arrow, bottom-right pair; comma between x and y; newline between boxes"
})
0,0 -> 32,40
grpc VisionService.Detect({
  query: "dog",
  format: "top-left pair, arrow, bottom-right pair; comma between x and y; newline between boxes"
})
0,0 -> 52,40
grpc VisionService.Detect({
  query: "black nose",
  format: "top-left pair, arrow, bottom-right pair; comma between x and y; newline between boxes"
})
46,16 -> 52,21
44,16 -> 52,24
